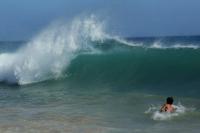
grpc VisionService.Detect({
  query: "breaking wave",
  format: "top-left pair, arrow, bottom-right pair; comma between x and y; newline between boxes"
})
0,15 -> 200,85
0,15 -> 108,85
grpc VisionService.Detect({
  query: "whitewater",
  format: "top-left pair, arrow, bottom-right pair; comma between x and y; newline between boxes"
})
1,15 -> 200,85
0,15 -> 108,84
0,15 -> 200,133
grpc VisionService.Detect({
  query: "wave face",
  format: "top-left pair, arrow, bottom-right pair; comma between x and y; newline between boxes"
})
67,45 -> 200,91
1,15 -> 200,89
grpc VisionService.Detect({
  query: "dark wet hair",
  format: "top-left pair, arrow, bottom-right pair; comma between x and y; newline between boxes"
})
166,97 -> 173,104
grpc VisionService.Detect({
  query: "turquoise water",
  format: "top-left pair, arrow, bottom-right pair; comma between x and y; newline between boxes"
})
0,17 -> 200,132
0,81 -> 200,133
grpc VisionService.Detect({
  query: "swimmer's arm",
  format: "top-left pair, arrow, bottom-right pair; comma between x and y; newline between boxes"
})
160,104 -> 166,112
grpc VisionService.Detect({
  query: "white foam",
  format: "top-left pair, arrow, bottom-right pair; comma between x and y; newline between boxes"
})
0,15 -> 107,85
0,15 -> 199,85
113,36 -> 143,47
115,39 -> 200,49
145,103 -> 193,121
171,44 -> 199,49
149,41 -> 200,49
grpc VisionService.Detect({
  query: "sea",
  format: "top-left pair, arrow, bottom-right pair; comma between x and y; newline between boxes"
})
0,16 -> 200,133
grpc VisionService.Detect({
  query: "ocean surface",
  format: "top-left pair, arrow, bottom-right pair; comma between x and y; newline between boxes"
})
0,17 -> 200,133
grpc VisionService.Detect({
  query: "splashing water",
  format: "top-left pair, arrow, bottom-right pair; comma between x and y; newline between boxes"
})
1,14 -> 200,85
145,103 -> 195,121
0,15 -> 108,85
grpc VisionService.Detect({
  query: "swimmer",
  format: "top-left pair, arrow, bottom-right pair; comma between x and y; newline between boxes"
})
160,97 -> 175,113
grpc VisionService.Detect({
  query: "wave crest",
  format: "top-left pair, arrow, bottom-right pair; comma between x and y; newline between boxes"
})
0,15 -> 107,85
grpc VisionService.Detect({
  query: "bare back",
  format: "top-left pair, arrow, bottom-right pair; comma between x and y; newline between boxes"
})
160,104 -> 175,113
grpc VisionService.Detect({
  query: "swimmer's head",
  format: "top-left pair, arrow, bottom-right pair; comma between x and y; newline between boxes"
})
166,97 -> 173,104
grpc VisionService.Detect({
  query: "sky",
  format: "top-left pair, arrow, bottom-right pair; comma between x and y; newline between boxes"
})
0,0 -> 200,40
